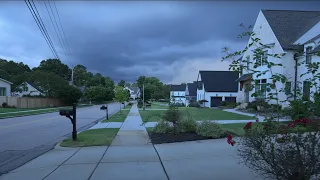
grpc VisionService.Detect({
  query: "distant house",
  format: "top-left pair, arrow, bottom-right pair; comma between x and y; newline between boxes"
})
13,82 -> 44,97
236,10 -> 320,106
185,81 -> 197,106
197,71 -> 238,107
170,84 -> 186,104
125,86 -> 138,100
0,77 -> 12,96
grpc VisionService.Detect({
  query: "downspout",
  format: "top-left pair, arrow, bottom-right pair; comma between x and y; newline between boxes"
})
293,53 -> 299,100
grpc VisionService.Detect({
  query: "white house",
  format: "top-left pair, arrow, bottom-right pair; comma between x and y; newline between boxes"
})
0,78 -> 12,96
124,86 -> 138,100
13,82 -> 44,97
236,10 -> 320,107
197,71 -> 238,107
170,84 -> 186,104
185,81 -> 197,106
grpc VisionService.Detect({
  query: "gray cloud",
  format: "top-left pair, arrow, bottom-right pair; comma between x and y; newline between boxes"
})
0,1 -> 320,83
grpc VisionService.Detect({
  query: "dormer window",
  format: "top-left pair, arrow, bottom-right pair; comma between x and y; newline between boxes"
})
306,47 -> 312,64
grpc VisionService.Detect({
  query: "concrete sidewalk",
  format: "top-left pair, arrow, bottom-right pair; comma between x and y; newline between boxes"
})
1,104 -> 263,180
0,104 -> 167,180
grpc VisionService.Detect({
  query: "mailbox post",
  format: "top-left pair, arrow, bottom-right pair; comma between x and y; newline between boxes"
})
100,105 -> 108,120
59,103 -> 77,141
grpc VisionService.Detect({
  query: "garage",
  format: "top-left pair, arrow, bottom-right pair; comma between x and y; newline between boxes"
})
211,97 -> 222,107
225,97 -> 236,103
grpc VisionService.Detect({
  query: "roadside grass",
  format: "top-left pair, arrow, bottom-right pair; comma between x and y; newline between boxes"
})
123,104 -> 133,110
60,128 -> 119,147
101,109 -> 130,122
219,122 -> 319,136
139,107 -> 255,123
0,104 -> 93,118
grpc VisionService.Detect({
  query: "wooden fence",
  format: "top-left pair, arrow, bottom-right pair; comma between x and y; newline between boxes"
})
0,96 -> 63,108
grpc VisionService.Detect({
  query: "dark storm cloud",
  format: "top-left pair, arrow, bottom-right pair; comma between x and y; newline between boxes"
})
1,1 -> 320,83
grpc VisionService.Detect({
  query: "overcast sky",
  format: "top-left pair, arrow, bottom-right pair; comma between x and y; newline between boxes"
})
1,1 -> 319,83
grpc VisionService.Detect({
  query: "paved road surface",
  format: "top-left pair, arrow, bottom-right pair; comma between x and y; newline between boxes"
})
0,102 -> 123,175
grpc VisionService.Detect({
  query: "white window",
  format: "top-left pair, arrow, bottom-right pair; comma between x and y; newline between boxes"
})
255,79 -> 267,99
306,47 -> 312,64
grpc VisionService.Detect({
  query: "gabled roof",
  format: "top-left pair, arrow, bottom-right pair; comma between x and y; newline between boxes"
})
0,77 -> 13,84
199,71 -> 238,92
262,10 -> 320,50
170,84 -> 186,91
16,82 -> 43,92
186,82 -> 197,96
304,34 -> 320,45
311,45 -> 320,53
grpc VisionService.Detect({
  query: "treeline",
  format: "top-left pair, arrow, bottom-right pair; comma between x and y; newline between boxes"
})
136,76 -> 170,101
0,58 -> 114,104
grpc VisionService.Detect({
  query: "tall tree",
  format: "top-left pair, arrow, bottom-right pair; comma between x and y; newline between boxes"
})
33,59 -> 71,81
118,80 -> 126,87
73,64 -> 88,87
0,59 -> 31,83
84,85 -> 113,103
114,85 -> 129,113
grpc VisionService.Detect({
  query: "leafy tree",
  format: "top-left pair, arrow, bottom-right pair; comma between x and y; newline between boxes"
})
114,85 -> 129,113
57,85 -> 82,105
118,80 -> 125,87
86,73 -> 105,87
84,86 -> 112,103
73,64 -> 88,87
0,59 -> 31,85
33,59 -> 71,81
125,82 -> 131,88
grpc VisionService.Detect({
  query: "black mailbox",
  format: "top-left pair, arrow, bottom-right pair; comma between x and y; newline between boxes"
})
100,105 -> 107,110
59,109 -> 73,116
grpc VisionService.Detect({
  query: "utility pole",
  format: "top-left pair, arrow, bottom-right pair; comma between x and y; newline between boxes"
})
71,67 -> 74,85
143,83 -> 145,110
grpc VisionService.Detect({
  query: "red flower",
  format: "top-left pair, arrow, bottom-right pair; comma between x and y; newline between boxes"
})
227,134 -> 235,146
230,141 -> 236,146
287,123 -> 296,128
244,122 -> 253,130
302,118 -> 311,124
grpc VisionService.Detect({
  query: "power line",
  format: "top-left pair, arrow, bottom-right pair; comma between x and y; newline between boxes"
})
52,0 -> 75,67
24,0 -> 59,59
42,0 -> 72,65
48,0 -> 71,67
29,0 -> 60,59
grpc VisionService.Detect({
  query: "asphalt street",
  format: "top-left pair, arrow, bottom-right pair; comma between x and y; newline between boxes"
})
0,102 -> 124,175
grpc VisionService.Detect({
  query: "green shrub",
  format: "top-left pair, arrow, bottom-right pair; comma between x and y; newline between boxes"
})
246,99 -> 270,111
221,101 -> 227,106
162,105 -> 181,134
189,102 -> 200,108
196,121 -> 224,138
128,102 -> 133,106
284,100 -> 309,120
2,102 -> 8,108
153,120 -> 172,133
246,108 -> 256,113
177,118 -> 198,133
226,102 -> 237,108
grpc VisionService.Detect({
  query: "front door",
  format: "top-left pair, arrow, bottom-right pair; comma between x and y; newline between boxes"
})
244,84 -> 250,103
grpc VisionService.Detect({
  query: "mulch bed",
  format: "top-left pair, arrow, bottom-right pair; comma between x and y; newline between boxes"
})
148,132 -> 218,144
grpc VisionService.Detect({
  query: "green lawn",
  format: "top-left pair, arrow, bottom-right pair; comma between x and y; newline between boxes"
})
219,122 -> 318,136
123,104 -> 133,110
0,104 -> 93,118
101,110 -> 130,122
60,128 -> 119,147
139,108 -> 255,122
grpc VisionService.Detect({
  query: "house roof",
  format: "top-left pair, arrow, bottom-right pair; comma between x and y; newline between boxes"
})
0,77 -> 13,84
304,34 -> 320,45
236,73 -> 252,82
311,45 -> 320,53
199,71 -> 238,92
262,10 -> 320,50
187,82 -> 197,96
170,84 -> 186,91
16,82 -> 43,92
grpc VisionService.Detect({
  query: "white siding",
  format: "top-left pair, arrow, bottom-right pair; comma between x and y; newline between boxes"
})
0,80 -> 11,96
13,83 -> 42,97
170,91 -> 186,104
